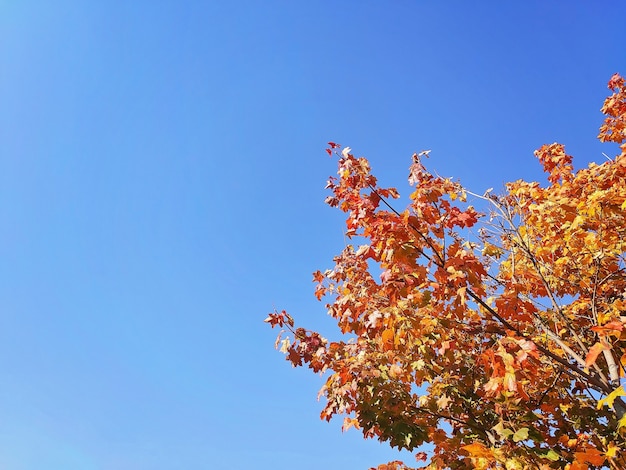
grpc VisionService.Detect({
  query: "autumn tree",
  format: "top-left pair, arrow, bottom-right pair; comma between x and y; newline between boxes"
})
266,73 -> 626,469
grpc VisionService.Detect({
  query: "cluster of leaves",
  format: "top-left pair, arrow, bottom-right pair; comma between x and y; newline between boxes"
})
266,73 -> 626,469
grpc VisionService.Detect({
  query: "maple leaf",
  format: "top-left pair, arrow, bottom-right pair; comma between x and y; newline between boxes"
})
381,329 -> 395,351
512,427 -> 529,443
605,442 -> 619,459
584,340 -> 610,368
574,448 -> 605,467
436,394 -> 451,410
342,416 -> 360,432
365,310 -> 383,329
326,142 -> 341,156
461,442 -> 493,459
597,386 -> 626,410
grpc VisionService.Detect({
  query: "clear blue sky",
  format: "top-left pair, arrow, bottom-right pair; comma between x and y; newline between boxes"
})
0,2 -> 625,469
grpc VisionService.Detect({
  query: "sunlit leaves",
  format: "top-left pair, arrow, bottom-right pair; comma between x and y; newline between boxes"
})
599,73 -> 626,147
268,74 -> 626,469
574,448 -> 605,467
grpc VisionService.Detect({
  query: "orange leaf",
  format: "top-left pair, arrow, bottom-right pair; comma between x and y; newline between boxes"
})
591,321 -> 623,336
342,416 -> 360,432
585,341 -> 610,367
569,463 -> 588,470
461,442 -> 493,459
575,448 -> 605,466
381,329 -> 395,351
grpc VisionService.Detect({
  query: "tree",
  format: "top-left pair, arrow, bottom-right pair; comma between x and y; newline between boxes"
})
266,73 -> 626,469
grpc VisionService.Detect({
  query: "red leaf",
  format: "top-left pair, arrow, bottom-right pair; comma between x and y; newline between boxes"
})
287,348 -> 302,367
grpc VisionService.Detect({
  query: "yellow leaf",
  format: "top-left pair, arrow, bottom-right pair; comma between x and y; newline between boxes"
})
544,449 -> 560,461
597,385 -> 626,410
504,458 -> 524,470
570,215 -> 585,229
606,443 -> 619,458
482,243 -> 503,258
512,427 -> 529,442
504,371 -> 517,392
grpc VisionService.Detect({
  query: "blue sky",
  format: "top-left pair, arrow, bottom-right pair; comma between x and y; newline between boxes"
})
0,1 -> 625,469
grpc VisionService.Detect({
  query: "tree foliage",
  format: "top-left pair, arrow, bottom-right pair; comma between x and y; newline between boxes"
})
266,74 -> 626,469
